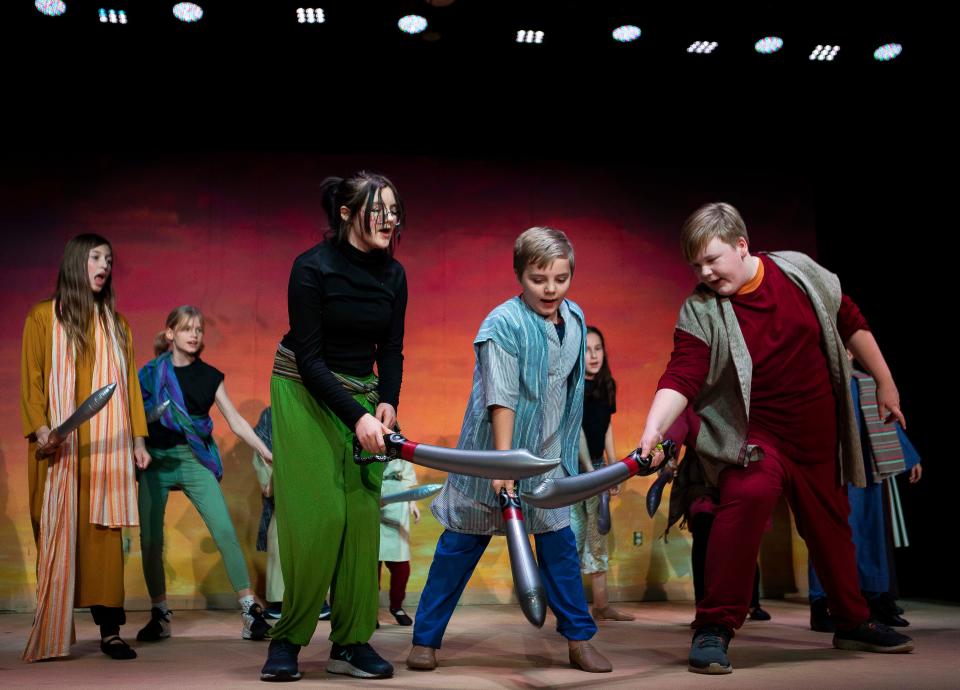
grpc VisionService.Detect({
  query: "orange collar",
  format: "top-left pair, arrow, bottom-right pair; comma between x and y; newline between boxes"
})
736,256 -> 764,295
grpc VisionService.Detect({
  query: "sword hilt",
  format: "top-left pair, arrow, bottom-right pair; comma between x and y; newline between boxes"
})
498,486 -> 522,510
353,432 -> 406,465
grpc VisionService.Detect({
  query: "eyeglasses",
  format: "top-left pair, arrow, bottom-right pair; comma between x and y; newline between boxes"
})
370,207 -> 402,227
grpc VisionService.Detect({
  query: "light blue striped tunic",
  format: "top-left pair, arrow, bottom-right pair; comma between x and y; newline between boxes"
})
431,297 -> 585,535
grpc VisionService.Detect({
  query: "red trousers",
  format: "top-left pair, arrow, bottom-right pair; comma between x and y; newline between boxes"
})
378,560 -> 410,611
694,430 -> 870,633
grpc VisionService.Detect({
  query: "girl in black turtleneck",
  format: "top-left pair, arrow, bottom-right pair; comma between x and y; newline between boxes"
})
260,172 -> 407,682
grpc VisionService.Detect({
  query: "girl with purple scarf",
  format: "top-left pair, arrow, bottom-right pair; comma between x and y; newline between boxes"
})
136,305 -> 273,642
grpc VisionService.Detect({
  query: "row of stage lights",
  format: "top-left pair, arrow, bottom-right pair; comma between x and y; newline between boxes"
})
35,2 -> 905,62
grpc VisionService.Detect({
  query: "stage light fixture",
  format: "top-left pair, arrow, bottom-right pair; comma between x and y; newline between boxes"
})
35,0 -> 66,17
99,8 -> 127,24
172,2 -> 203,23
688,41 -> 718,54
516,30 -> 544,44
809,44 -> 840,61
874,43 -> 902,61
398,15 -> 427,34
296,8 -> 325,24
755,36 -> 783,54
612,25 -> 641,43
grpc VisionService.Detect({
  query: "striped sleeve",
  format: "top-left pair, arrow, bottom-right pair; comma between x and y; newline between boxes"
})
479,340 -> 520,411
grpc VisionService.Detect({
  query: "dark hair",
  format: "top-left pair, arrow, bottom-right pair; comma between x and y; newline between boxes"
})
319,171 -> 405,254
586,325 -> 616,408
54,233 -> 126,355
154,305 -> 205,357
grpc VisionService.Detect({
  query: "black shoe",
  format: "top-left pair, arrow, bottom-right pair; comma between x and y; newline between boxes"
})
326,642 -> 394,679
244,603 -> 272,641
748,606 -> 771,621
833,621 -> 914,653
869,595 -> 910,627
265,604 -> 282,620
260,638 -> 302,682
136,607 -> 172,642
318,600 -> 331,621
100,635 -> 137,660
810,598 -> 835,633
390,608 -> 413,626
688,625 -> 733,674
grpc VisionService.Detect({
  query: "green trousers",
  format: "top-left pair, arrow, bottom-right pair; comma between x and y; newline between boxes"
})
269,374 -> 384,646
138,444 -> 251,598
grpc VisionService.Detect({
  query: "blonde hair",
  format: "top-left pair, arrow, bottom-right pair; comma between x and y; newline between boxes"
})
154,305 -> 205,357
513,226 -> 575,280
680,202 -> 749,263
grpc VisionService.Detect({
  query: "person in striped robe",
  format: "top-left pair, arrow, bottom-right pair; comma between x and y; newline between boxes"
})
406,227 -> 612,674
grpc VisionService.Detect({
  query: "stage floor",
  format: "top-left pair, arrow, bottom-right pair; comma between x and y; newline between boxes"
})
2,599 -> 957,688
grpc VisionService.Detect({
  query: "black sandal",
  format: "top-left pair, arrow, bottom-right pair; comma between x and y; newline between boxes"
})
100,635 -> 137,660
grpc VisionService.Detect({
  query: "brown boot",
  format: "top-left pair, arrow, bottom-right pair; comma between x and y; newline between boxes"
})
568,641 -> 612,673
406,645 -> 438,671
592,605 -> 636,621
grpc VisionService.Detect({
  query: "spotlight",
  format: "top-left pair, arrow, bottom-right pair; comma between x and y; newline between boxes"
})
516,30 -> 544,44
874,43 -> 902,61
172,2 -> 203,23
35,0 -> 66,17
688,41 -> 718,54
755,36 -> 783,54
612,25 -> 641,43
809,44 -> 840,61
398,15 -> 427,34
98,8 -> 127,24
296,8 -> 325,24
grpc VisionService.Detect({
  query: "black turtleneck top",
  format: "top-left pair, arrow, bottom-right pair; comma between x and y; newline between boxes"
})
280,239 -> 407,427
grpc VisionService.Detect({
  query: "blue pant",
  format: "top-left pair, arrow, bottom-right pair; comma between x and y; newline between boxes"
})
412,526 -> 596,648
809,481 -> 888,600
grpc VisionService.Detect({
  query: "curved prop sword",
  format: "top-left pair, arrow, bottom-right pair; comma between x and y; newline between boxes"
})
523,441 -> 678,509
598,491 -> 612,535
354,433 -> 560,480
646,458 -> 679,518
145,399 -> 172,424
500,489 -> 546,628
36,383 -> 117,459
381,483 -> 444,505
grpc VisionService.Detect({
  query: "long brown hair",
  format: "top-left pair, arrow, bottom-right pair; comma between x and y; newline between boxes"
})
319,171 -> 405,254
53,233 -> 126,355
586,325 -> 616,408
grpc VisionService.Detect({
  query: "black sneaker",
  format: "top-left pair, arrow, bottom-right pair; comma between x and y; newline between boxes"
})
260,638 -> 302,682
869,595 -> 910,627
136,607 -> 172,641
243,603 -> 272,641
264,603 -> 282,620
833,621 -> 914,653
748,606 -> 771,621
390,608 -> 413,626
688,625 -> 733,674
326,642 -> 394,679
319,600 -> 331,621
810,598 -> 835,633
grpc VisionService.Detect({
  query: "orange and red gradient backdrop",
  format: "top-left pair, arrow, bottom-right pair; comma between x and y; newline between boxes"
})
0,155 -> 816,610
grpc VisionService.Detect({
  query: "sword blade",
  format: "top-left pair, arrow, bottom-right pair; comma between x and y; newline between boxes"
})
500,490 -> 546,628
598,491 -> 612,535
355,434 -> 560,480
380,483 -> 444,505
40,383 -> 117,459
524,442 -> 677,508
145,399 -> 171,424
